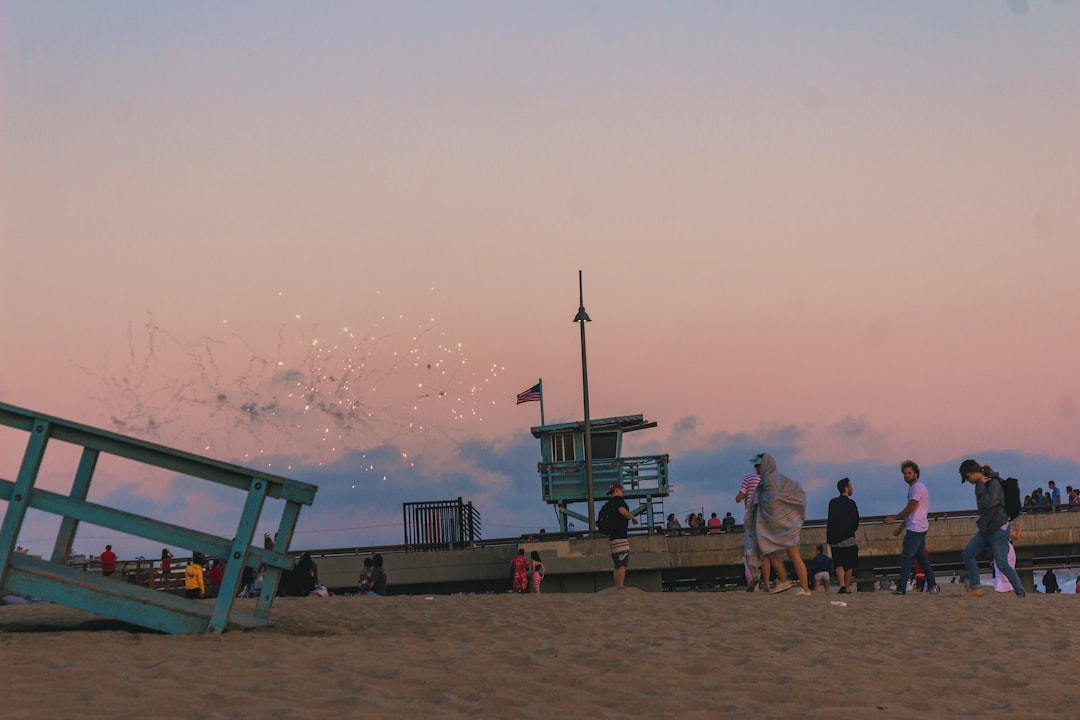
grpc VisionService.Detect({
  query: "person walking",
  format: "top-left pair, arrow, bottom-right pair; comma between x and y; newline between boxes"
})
884,460 -> 940,595
958,459 -> 1026,598
529,550 -> 545,593
745,453 -> 811,596
826,477 -> 860,594
737,460 -> 772,591
510,549 -> 529,593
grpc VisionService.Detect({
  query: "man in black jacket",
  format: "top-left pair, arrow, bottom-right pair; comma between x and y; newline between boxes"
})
959,459 -> 1027,598
826,477 -> 860,594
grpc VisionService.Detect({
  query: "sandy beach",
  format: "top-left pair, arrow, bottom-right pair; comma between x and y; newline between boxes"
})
2,586 -> 1076,719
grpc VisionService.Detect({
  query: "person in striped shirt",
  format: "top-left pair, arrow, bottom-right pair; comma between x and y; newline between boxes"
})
737,461 -> 771,591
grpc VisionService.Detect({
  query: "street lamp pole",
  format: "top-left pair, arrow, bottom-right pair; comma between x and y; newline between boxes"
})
573,270 -> 595,537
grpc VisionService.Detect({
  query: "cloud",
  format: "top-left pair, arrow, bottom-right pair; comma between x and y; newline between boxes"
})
14,420 -> 1080,562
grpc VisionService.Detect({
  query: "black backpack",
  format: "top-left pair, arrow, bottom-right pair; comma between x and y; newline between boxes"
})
1000,476 -> 1022,521
596,500 -> 619,536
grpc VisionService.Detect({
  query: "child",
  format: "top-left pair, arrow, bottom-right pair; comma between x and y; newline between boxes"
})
810,545 -> 832,592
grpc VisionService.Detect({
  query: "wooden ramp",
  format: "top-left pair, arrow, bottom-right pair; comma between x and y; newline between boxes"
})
0,401 -> 317,634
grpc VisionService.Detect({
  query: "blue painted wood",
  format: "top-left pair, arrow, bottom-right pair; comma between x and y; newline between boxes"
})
255,500 -> 303,619
0,401 -> 316,634
0,419 -> 51,589
208,475 -> 269,633
529,413 -> 670,533
49,447 -> 99,565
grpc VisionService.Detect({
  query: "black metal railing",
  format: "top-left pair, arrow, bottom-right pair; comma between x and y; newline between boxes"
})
402,498 -> 481,551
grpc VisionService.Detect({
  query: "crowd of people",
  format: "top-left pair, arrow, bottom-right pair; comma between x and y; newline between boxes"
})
666,511 -> 738,534
82,456 -> 1078,600
1024,481 -> 1080,512
730,454 -> 1065,597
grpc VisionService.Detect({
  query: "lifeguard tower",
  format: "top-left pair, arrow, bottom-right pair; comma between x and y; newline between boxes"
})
532,414 -> 670,533
0,401 -> 316,634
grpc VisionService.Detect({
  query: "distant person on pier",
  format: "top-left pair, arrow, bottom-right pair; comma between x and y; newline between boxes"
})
185,552 -> 205,599
160,548 -> 173,576
745,453 -> 810,595
1048,480 -> 1061,511
666,514 -> 681,532
707,513 -> 722,534
721,512 -> 736,533
884,460 -> 941,596
100,545 -> 117,577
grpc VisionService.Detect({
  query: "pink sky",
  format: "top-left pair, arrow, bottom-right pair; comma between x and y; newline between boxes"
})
2,3 -> 1079,555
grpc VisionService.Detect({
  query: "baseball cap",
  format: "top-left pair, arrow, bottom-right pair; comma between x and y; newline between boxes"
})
749,453 -> 764,465
606,482 -> 623,495
958,459 -> 981,482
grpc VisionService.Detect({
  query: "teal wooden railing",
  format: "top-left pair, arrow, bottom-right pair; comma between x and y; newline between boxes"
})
0,401 -> 317,634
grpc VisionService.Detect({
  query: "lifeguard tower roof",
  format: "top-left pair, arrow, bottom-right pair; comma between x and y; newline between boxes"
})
530,414 -> 656,438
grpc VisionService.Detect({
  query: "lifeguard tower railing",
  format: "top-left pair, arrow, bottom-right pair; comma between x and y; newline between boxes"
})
403,498 -> 481,551
0,401 -> 317,634
538,454 -> 670,529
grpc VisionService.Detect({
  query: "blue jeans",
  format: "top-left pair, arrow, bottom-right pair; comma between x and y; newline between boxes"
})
899,530 -> 936,591
963,528 -> 1027,596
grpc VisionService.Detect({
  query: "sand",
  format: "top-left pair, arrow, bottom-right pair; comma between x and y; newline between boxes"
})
2,586 -> 1077,719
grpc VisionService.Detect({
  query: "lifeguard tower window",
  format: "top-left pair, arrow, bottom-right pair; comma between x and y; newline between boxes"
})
552,433 -> 576,462
591,432 -> 618,459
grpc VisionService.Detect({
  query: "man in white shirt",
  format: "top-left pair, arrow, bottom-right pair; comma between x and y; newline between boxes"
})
884,460 -> 940,596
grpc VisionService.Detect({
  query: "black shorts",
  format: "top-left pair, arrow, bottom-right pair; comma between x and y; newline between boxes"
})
830,544 -> 859,570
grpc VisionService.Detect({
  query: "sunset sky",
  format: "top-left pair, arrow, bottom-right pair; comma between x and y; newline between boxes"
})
2,2 -> 1079,559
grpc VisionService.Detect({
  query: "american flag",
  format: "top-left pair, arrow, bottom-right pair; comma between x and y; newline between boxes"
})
516,383 -> 541,404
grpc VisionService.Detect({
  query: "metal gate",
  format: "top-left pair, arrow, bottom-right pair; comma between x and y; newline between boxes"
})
402,498 -> 480,551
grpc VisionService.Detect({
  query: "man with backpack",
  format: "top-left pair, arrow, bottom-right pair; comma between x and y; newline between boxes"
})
958,459 -> 1027,598
600,483 -> 638,588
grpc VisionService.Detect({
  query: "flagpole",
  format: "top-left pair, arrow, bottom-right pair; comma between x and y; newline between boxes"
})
538,378 -> 545,428
573,271 -> 595,538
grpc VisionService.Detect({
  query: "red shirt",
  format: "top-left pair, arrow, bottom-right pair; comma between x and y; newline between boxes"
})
100,550 -> 117,573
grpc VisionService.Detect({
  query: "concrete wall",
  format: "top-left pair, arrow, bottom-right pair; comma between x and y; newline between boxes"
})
310,511 -> 1080,595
